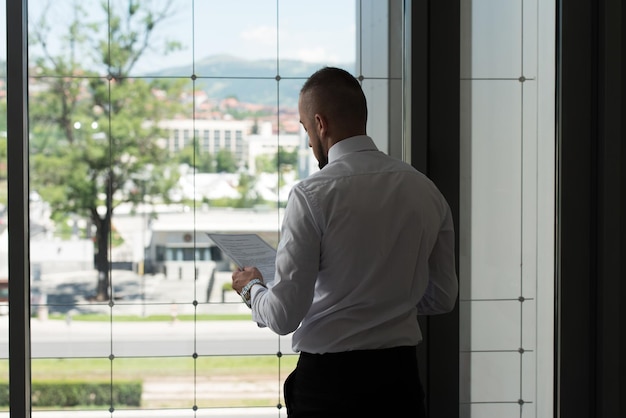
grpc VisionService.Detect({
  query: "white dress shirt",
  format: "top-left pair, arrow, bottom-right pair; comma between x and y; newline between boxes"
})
250,135 -> 458,354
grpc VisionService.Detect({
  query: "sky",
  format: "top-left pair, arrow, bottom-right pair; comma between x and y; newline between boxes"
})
1,0 -> 357,74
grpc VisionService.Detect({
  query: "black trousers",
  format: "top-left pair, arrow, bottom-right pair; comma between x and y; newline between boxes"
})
284,346 -> 426,417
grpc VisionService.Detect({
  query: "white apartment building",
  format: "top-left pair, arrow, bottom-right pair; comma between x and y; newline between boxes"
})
246,122 -> 300,173
159,119 -> 318,178
159,118 -> 254,163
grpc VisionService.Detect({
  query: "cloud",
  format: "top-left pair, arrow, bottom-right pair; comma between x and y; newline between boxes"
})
296,47 -> 339,63
240,25 -> 277,46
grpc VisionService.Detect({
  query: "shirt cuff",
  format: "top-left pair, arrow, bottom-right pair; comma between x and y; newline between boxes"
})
250,285 -> 268,328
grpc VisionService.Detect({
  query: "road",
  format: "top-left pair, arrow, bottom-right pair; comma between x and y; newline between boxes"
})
2,317 -> 295,358
3,267 -> 296,358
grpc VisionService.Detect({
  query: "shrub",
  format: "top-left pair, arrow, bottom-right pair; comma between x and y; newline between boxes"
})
0,380 -> 142,407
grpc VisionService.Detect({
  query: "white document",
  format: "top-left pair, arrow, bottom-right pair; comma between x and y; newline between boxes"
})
207,233 -> 277,283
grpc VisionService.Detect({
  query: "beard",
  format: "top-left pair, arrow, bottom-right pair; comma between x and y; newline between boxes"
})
318,156 -> 328,170
314,140 -> 328,169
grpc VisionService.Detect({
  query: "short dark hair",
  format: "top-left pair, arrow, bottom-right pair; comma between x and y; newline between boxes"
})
300,67 -> 368,125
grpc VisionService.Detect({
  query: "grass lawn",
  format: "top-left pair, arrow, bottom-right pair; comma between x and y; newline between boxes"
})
1,352 -> 299,409
47,313 -> 251,322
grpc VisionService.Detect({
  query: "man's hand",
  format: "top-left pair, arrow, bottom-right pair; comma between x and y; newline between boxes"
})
231,266 -> 265,295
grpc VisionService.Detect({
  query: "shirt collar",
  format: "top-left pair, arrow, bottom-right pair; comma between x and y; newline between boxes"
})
327,135 -> 379,164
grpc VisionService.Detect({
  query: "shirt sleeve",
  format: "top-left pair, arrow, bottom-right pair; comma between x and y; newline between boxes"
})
417,200 -> 459,315
250,185 -> 322,334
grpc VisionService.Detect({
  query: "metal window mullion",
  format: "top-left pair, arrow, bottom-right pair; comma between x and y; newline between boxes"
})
6,0 -> 32,416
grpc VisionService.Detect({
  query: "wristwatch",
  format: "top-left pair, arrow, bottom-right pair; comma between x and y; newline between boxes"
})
240,278 -> 265,308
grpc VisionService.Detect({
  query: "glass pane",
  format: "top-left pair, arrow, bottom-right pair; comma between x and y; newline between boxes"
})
194,0 -> 278,78
461,300 -> 521,351
356,0 -> 404,79
113,356 -> 195,409
134,0 -> 194,77
521,81 -> 539,299
470,80 -> 522,300
522,0 -> 539,78
31,319 -> 111,358
468,352 -> 521,402
31,357 -> 112,411
278,0 -> 356,77
461,0 -> 523,79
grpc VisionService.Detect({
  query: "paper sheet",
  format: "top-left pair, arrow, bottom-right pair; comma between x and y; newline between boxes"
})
207,233 -> 277,283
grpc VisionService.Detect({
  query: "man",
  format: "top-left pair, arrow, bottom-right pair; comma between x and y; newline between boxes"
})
232,67 -> 458,417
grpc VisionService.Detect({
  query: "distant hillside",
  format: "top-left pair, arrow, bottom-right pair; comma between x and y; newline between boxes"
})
149,54 -> 355,108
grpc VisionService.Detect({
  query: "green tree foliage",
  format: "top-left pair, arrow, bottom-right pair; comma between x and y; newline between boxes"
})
274,146 -> 298,170
177,142 -> 215,173
235,172 -> 264,209
255,154 -> 274,173
29,0 -> 187,300
0,98 -> 6,135
255,146 -> 298,174
215,149 -> 238,173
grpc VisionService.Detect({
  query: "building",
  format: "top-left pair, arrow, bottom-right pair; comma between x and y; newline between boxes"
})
159,118 -> 254,162
246,121 -> 300,173
144,208 -> 283,281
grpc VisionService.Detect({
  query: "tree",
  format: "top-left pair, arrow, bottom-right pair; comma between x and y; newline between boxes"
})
235,172 -> 265,208
273,146 -> 298,192
215,149 -> 239,173
29,0 -> 187,300
177,142 -> 215,173
274,146 -> 298,170
255,154 -> 275,173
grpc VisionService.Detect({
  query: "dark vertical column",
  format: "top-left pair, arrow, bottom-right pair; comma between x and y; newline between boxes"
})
556,1 -> 596,416
621,6 -> 626,413
408,0 -> 431,408
411,1 -> 460,417
424,2 -> 460,417
557,0 -> 625,416
595,2 -> 624,415
6,0 -> 32,412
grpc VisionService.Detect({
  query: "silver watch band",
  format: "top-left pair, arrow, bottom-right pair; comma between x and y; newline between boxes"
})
240,278 -> 264,307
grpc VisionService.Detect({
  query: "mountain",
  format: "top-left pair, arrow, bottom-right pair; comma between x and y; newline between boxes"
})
148,54 -> 355,108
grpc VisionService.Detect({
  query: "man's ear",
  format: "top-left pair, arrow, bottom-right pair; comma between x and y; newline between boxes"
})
315,113 -> 328,138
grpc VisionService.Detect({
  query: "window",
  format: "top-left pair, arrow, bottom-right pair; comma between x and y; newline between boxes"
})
3,0 -> 567,416
459,0 -> 555,416
224,130 -> 231,149
202,129 -> 210,153
174,130 -> 181,151
214,130 -> 221,149
19,0 -> 405,416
